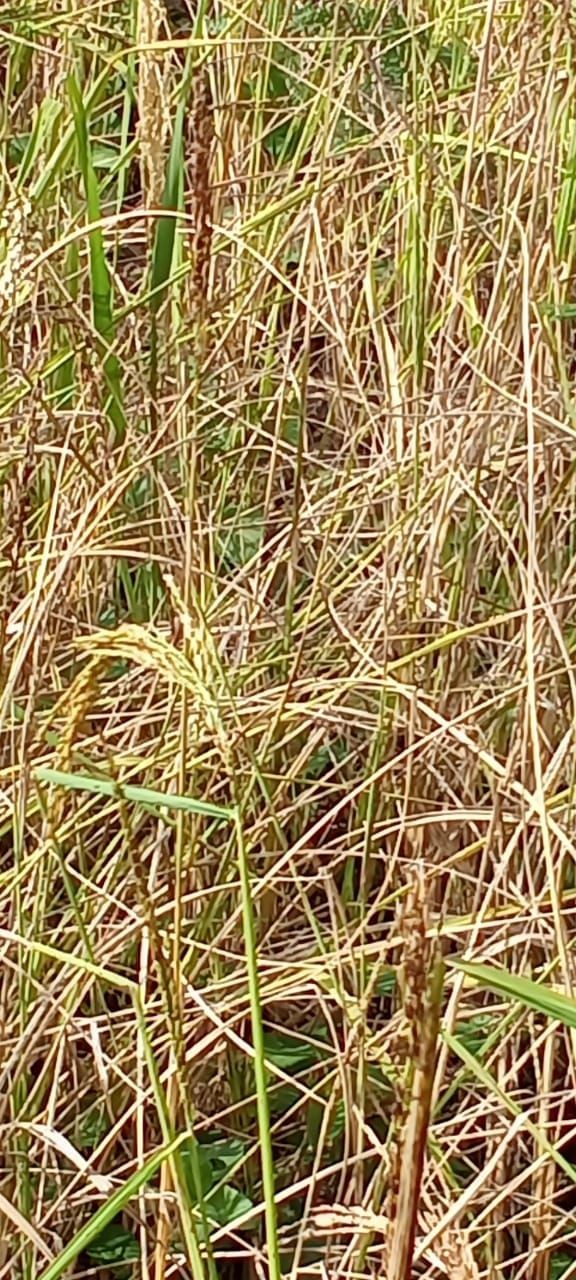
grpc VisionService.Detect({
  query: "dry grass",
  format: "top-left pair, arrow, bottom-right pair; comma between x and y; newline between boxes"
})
2,0 -> 576,1277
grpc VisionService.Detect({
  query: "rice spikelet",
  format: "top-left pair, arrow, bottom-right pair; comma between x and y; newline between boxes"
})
0,193 -> 31,320
75,621 -> 231,767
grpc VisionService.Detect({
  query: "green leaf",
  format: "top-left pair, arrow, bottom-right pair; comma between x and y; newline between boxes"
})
126,473 -> 154,512
453,1012 -> 496,1057
305,738 -> 348,780
202,1138 -> 247,1177
282,415 -> 301,446
17,97 -> 61,188
34,766 -> 234,821
264,1028 -> 333,1117
8,133 -> 29,167
269,1083 -> 300,1116
224,514 -> 264,568
207,1184 -> 253,1226
68,75 -> 111,336
98,602 -> 119,630
78,1105 -> 109,1151
91,143 -> 121,171
67,74 -> 125,444
181,1137 -> 247,1194
180,1138 -> 214,1196
180,1139 -> 253,1236
51,345 -> 76,409
306,745 -> 332,780
455,960 -> 576,1028
263,1031 -> 324,1072
540,302 -> 576,320
38,1134 -> 187,1280
263,116 -> 306,165
550,1251 -> 576,1280
376,968 -> 397,998
86,1222 -> 140,1263
150,101 -> 185,313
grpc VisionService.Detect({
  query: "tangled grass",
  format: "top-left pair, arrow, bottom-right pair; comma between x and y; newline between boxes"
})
2,0 -> 576,1277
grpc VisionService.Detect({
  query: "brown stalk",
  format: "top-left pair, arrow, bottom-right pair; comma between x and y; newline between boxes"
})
386,872 -> 444,1280
137,0 -> 170,213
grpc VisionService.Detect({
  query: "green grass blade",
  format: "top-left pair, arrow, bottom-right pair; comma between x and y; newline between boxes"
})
150,99 -> 185,313
34,766 -> 233,821
38,1134 -> 189,1280
31,65 -> 112,201
17,97 -> 61,190
67,73 -> 126,443
444,1029 -> 576,1187
235,810 -> 281,1280
455,960 -> 576,1028
67,74 -> 114,342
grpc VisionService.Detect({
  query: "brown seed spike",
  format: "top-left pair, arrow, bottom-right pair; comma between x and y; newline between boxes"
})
386,867 -> 444,1280
185,70 -> 215,315
137,0 -> 170,214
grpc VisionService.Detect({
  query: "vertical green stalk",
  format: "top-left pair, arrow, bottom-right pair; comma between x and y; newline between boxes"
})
67,74 -> 126,445
234,806 -> 281,1280
14,787 -> 33,1280
134,992 -> 210,1280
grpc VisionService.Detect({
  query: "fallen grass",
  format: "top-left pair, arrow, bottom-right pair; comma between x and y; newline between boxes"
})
2,0 -> 576,1277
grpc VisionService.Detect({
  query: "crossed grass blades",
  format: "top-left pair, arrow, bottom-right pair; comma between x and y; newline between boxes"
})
3,0 -> 576,1277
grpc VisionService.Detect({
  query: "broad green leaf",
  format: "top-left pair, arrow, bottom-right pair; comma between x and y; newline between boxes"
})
86,1221 -> 140,1263
202,1138 -> 247,1176
181,1140 -> 214,1199
550,1252 -> 576,1280
208,1184 -> 253,1226
182,1137 -> 247,1194
91,143 -> 122,171
78,1106 -> 108,1152
269,1084 -> 300,1116
180,1139 -> 252,1238
222,513 -> 264,568
263,1031 -> 325,1072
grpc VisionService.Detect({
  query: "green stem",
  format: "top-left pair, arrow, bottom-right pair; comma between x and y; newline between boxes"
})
235,807 -> 281,1280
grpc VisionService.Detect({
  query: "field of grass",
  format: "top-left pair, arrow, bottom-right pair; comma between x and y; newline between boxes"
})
3,0 -> 576,1276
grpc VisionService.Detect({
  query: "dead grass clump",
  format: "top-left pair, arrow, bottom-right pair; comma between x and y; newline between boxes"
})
2,1 -> 576,1277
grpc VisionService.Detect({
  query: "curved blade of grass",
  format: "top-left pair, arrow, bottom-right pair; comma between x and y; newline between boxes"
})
17,97 -> 62,190
38,1133 -> 189,1280
67,73 -> 126,443
443,1030 -> 576,1187
34,765 -> 233,821
455,960 -> 576,1028
32,65 -> 112,201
